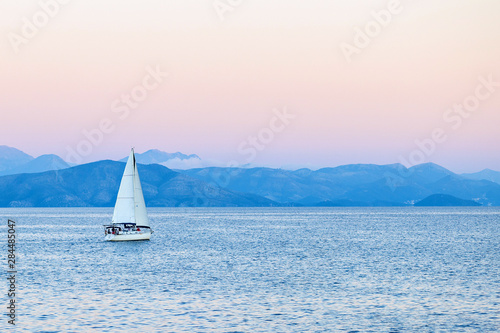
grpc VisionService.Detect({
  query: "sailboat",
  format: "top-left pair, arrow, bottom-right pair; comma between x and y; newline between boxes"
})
104,148 -> 152,241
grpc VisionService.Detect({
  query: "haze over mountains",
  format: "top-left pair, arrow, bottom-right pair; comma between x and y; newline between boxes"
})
0,146 -> 201,175
0,146 -> 70,176
119,149 -> 203,169
119,149 -> 200,164
0,145 -> 499,207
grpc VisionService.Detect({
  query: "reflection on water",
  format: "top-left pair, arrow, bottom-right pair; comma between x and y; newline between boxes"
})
0,207 -> 498,332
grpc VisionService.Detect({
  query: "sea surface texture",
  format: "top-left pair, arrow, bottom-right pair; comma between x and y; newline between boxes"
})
0,207 -> 498,332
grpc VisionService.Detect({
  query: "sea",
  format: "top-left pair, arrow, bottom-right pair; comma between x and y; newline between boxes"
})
0,207 -> 498,332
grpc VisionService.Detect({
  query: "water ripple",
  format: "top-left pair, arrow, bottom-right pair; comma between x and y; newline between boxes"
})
0,207 -> 498,332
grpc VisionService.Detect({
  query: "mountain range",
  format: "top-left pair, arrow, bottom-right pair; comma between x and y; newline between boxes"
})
0,146 -> 70,176
0,160 -> 275,207
0,145 -> 499,207
178,163 -> 500,206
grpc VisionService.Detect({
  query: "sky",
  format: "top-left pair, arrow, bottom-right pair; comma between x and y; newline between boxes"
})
1,0 -> 499,172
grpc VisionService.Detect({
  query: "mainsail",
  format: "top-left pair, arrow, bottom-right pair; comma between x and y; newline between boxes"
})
112,149 -> 149,227
133,160 -> 150,227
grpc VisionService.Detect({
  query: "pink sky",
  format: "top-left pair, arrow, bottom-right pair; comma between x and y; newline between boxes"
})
1,0 -> 499,172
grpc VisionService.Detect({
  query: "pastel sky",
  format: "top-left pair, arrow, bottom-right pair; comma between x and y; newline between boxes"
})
1,0 -> 499,172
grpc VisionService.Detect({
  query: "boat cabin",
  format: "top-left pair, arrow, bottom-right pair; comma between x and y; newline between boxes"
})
104,223 -> 145,235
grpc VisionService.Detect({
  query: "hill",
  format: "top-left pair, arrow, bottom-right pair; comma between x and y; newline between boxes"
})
462,169 -> 500,185
0,145 -> 34,174
0,146 -> 70,176
7,154 -> 69,175
415,194 -> 481,207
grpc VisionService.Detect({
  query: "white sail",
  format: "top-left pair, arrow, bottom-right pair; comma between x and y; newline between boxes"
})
112,150 -> 136,224
133,162 -> 150,227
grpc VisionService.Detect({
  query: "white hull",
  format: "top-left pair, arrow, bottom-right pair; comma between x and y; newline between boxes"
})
105,231 -> 151,242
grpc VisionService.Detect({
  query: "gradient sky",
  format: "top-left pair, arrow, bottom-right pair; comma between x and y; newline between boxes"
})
1,0 -> 499,172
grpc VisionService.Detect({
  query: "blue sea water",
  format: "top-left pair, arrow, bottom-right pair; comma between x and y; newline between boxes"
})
0,207 -> 499,332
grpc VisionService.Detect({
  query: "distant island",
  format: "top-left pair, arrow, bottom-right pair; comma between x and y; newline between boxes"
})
415,194 -> 481,207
